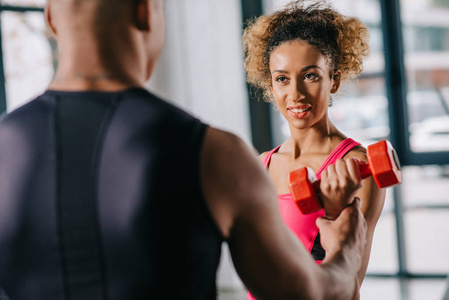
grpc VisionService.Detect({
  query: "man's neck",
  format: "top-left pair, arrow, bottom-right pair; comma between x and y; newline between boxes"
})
49,70 -> 145,92
49,33 -> 150,92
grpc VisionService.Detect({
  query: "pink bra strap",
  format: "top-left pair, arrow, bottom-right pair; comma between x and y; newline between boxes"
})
315,138 -> 361,179
262,145 -> 281,168
262,139 -> 360,177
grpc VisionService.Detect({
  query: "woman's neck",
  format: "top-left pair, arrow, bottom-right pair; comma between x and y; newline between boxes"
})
285,118 -> 343,158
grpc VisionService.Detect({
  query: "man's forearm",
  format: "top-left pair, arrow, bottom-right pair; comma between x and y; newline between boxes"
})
315,198 -> 367,300
319,246 -> 362,300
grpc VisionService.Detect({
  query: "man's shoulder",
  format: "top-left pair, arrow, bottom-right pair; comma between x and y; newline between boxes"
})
0,93 -> 53,152
0,93 -> 51,129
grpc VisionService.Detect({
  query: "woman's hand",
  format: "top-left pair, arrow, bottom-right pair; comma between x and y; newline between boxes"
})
319,158 -> 362,219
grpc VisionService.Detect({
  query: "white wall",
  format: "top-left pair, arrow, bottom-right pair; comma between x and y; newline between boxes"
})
147,0 -> 251,144
146,0 -> 250,290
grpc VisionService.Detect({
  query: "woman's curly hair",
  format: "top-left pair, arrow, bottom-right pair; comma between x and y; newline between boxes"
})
242,0 -> 370,102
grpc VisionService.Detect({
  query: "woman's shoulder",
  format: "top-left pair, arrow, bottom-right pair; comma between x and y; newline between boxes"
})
330,134 -> 366,157
344,143 -> 367,162
259,151 -> 271,164
258,144 -> 284,164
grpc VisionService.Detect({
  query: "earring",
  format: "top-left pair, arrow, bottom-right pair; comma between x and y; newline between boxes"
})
328,95 -> 333,107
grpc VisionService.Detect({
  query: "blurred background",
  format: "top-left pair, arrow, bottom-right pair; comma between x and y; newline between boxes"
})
1,0 -> 449,299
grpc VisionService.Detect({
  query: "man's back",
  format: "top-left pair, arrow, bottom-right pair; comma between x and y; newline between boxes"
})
0,88 -> 224,299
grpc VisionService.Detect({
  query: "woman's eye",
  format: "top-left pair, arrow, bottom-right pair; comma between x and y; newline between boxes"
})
304,73 -> 318,80
275,76 -> 288,83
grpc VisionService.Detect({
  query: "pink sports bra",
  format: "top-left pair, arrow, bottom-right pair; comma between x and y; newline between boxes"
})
262,138 -> 361,253
247,138 -> 361,300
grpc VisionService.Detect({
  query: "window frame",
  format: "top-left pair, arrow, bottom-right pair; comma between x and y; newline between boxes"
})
380,0 -> 449,278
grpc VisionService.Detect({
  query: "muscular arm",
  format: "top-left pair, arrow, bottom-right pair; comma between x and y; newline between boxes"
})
201,127 -> 367,300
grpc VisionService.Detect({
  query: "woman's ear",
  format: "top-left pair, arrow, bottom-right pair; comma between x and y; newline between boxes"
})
135,0 -> 151,31
44,2 -> 57,38
330,70 -> 342,94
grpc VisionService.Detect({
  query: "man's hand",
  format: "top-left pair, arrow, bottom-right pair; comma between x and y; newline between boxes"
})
319,158 -> 362,219
317,198 -> 367,299
317,197 -> 367,265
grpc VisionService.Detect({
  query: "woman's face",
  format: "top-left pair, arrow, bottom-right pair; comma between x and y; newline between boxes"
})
269,39 -> 340,131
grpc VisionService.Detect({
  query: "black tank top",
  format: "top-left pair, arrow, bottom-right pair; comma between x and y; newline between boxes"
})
0,88 -> 224,300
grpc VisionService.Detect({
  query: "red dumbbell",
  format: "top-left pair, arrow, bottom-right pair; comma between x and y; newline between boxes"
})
288,140 -> 402,214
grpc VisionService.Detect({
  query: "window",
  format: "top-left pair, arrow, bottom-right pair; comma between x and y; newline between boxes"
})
399,0 -> 449,274
1,10 -> 54,111
402,0 -> 449,153
0,2 -> 51,113
0,0 -> 45,7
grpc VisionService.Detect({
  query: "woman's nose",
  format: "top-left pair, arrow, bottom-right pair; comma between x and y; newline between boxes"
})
287,81 -> 305,102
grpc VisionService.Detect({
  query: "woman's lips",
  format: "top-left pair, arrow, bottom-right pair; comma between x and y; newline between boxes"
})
287,105 -> 312,119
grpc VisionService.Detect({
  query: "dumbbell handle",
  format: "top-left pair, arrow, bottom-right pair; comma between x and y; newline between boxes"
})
359,161 -> 375,179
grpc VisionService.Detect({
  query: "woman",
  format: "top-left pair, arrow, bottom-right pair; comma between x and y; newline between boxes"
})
243,1 -> 386,299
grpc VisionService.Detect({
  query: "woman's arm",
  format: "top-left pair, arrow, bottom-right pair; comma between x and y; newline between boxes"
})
345,148 -> 386,286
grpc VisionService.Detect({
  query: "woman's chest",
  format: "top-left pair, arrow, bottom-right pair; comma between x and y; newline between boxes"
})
267,153 -> 329,194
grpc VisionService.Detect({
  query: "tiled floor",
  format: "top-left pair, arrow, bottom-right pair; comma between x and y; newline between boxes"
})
218,277 -> 449,300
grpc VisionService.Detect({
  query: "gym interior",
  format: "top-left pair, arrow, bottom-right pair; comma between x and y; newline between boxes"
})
1,0 -> 449,299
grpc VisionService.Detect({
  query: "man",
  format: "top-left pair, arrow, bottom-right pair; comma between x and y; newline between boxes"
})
0,0 -> 367,299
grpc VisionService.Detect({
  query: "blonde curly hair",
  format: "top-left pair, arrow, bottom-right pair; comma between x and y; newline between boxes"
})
242,0 -> 370,102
